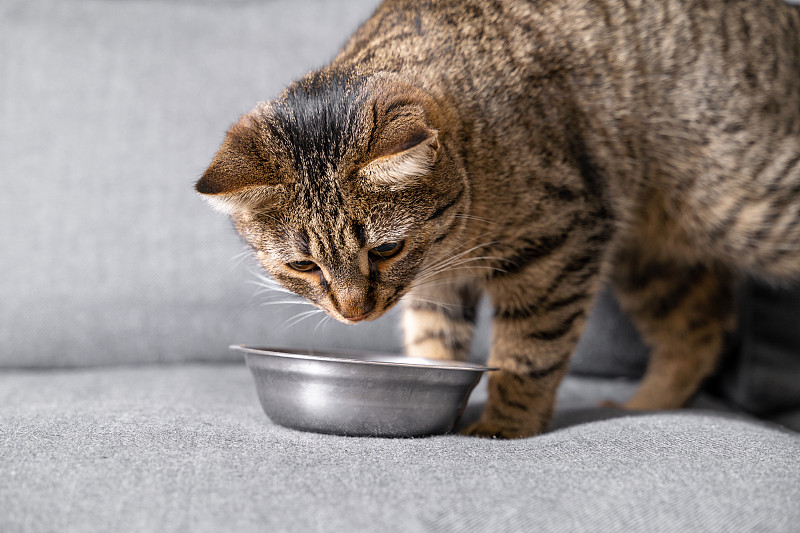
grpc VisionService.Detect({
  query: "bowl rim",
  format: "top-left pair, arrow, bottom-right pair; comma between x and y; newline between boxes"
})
231,345 -> 497,372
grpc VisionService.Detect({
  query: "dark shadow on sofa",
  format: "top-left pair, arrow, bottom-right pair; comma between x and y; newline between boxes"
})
457,397 -> 799,436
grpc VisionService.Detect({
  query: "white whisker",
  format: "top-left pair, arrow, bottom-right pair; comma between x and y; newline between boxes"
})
402,296 -> 461,312
414,254 -> 508,284
422,234 -> 502,272
257,299 -> 313,307
252,284 -> 295,296
231,249 -> 255,268
454,213 -> 497,225
247,270 -> 294,296
283,308 -> 325,329
312,313 -> 334,337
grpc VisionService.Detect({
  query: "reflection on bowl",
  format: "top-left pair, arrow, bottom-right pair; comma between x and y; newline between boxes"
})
233,345 -> 496,438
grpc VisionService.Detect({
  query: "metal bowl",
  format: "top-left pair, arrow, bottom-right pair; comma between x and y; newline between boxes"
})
234,345 -> 495,438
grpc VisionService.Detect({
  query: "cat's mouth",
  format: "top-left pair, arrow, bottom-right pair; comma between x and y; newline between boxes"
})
342,311 -> 371,324
327,311 -> 374,325
333,307 -> 381,325
328,297 -> 398,325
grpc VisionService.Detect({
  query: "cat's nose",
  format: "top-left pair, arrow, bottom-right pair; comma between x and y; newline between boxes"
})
339,300 -> 374,322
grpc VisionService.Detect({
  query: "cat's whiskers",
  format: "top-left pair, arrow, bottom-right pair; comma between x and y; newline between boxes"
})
414,250 -> 508,283
257,299 -> 314,307
453,213 -> 497,226
231,249 -> 255,268
248,270 -> 294,296
250,272 -> 286,289
282,308 -> 326,329
249,268 -> 332,337
312,314 -> 335,337
408,251 -> 509,300
408,268 -> 505,297
401,294 -> 461,312
421,252 -> 507,274
251,281 -> 294,296
252,285 -> 297,300
416,262 -> 508,282
245,269 -> 323,329
406,278 -> 463,293
415,229 -> 508,279
420,238 -> 500,275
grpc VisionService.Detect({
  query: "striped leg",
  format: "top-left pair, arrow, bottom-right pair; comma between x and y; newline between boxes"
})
463,239 -> 603,439
403,281 -> 481,362
611,248 -> 736,410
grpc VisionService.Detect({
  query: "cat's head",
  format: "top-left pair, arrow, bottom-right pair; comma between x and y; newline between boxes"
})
195,71 -> 468,323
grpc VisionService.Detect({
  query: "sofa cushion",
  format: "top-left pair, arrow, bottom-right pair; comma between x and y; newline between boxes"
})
2,364 -> 798,533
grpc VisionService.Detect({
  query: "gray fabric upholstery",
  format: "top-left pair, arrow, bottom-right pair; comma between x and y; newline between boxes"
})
2,364 -> 798,533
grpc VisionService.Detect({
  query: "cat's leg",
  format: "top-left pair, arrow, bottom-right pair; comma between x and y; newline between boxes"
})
462,243 -> 604,438
403,280 -> 481,362
610,246 -> 736,410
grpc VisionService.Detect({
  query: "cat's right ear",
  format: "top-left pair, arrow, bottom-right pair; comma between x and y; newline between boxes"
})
195,113 -> 280,214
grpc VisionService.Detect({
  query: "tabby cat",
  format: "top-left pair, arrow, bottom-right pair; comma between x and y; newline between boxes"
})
196,0 -> 800,438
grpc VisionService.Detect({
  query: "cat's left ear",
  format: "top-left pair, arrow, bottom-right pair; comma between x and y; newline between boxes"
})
358,82 -> 443,189
359,128 -> 440,189
195,110 -> 281,214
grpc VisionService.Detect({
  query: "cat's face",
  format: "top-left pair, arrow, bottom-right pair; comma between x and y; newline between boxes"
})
196,74 -> 466,323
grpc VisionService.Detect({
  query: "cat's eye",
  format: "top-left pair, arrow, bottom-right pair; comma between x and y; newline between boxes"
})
370,241 -> 404,259
288,260 -> 318,272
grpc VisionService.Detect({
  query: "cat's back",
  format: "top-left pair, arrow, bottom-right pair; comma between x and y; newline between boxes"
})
335,0 -> 799,94
333,0 -> 593,80
332,0 -> 800,275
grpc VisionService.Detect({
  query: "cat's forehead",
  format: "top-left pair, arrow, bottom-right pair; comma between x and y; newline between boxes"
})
270,71 -> 368,183
291,220 -> 366,253
252,198 -> 409,254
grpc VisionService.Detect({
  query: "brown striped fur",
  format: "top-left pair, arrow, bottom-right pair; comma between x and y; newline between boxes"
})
196,0 -> 800,438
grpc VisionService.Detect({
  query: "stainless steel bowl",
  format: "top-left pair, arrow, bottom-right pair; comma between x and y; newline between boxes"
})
234,345 -> 495,438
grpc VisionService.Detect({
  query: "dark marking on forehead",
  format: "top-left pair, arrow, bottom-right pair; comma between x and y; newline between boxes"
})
352,222 -> 367,247
270,69 -> 365,182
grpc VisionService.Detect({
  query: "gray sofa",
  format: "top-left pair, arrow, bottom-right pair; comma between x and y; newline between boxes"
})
2,1 -> 799,532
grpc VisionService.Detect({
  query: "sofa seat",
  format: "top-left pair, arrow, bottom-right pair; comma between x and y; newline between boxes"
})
2,364 -> 798,533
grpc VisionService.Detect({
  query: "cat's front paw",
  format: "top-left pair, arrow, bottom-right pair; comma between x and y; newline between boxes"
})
460,419 -> 536,439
